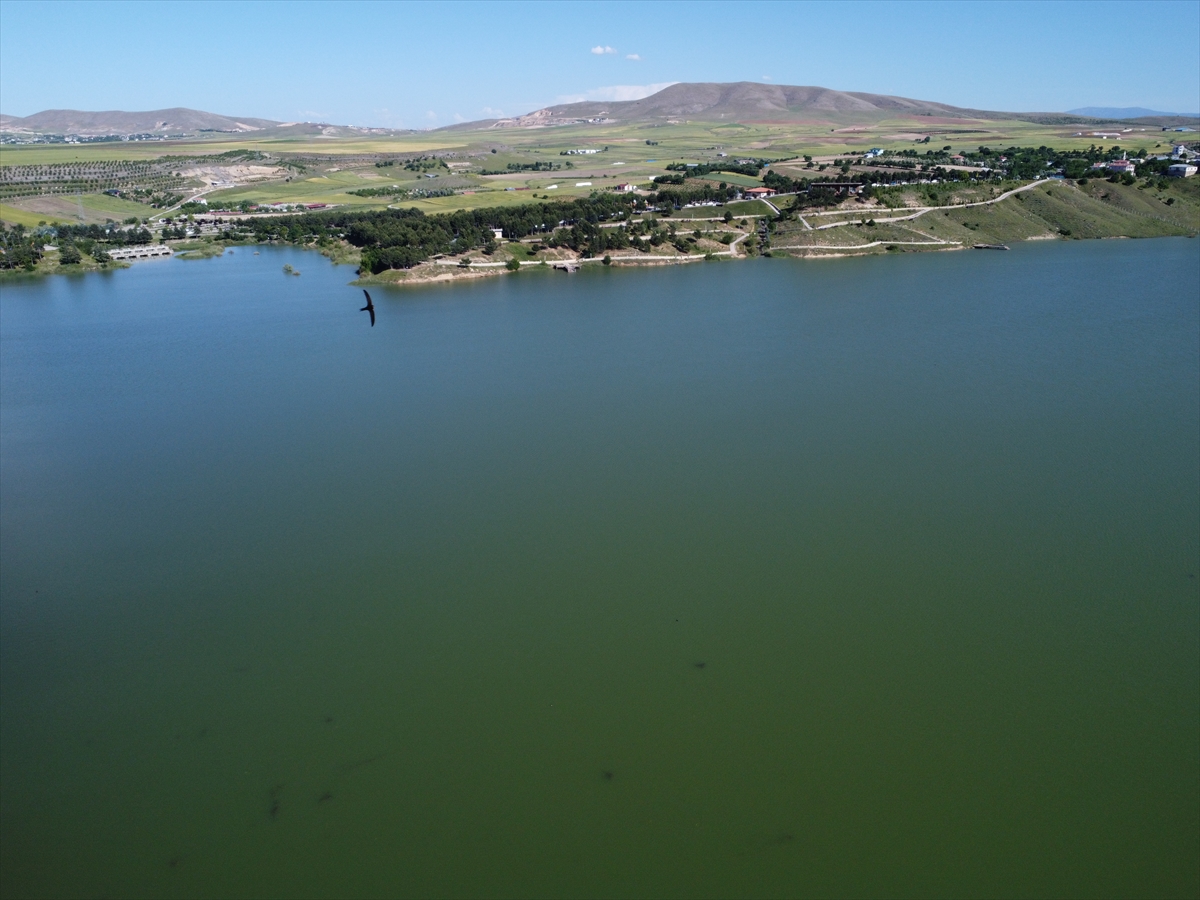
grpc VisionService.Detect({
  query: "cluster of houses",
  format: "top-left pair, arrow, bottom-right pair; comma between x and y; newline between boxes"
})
1167,144 -> 1197,176
1087,147 -> 1197,177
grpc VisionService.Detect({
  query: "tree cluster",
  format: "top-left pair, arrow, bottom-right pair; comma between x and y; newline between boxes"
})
662,160 -> 768,179
0,223 -> 43,270
403,157 -> 449,172
479,161 -> 561,175
236,193 -> 646,273
649,184 -> 739,207
964,145 -> 1145,180
53,223 -> 154,247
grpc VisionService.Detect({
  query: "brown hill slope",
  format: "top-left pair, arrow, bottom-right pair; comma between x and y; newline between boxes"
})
484,83 -> 1003,129
0,107 -> 281,135
473,82 -> 1106,129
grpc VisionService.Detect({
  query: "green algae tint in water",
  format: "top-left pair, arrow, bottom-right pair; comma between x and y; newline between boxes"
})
1,240 -> 1197,899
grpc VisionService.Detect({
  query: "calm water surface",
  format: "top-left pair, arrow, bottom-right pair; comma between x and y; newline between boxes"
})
2,242 -> 1198,898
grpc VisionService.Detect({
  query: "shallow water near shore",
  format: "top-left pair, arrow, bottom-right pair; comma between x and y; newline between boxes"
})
2,241 -> 1197,898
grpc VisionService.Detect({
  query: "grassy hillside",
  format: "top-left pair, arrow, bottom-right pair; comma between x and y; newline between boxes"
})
0,192 -> 156,226
770,178 -> 1200,257
944,179 -> 1199,242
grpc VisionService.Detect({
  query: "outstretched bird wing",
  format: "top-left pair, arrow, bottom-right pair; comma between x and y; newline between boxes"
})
360,289 -> 375,327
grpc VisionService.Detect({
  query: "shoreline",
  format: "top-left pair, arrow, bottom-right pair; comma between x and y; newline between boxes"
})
8,229 -> 1196,286
5,178 -> 1197,285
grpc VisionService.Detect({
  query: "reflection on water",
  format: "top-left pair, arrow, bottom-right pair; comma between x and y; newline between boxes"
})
1,240 -> 1197,898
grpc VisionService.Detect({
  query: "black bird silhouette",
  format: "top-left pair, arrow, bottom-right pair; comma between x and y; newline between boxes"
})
360,289 -> 375,327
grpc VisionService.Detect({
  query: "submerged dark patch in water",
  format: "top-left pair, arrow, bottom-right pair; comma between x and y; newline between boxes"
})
1,240 -> 1197,898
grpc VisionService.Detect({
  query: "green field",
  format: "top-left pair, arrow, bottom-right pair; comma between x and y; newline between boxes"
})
0,203 -> 52,227
3,110 -> 1192,226
694,171 -> 763,187
1,191 -> 154,225
659,199 -> 773,219
0,134 -> 464,166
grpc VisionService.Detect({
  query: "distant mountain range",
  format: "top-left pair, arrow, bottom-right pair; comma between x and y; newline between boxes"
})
449,83 -> 1200,130
484,82 -> 994,127
4,86 -> 1199,138
1068,106 -> 1199,120
0,107 -> 282,135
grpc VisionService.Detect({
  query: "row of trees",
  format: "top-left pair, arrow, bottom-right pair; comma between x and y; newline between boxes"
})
660,159 -> 770,179
479,161 -> 562,175
53,223 -> 154,246
653,183 -> 740,206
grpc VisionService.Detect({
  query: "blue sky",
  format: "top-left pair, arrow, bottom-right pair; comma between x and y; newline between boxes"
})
2,0 -> 1197,126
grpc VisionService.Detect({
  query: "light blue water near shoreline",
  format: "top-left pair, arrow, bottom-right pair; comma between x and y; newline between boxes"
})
1,241 -> 1198,898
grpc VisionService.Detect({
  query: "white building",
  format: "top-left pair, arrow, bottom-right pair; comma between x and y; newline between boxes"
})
1167,163 -> 1197,177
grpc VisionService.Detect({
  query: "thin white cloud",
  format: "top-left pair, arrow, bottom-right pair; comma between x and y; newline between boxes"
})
626,53 -> 641,61
762,75 -> 772,81
556,82 -> 678,104
453,113 -> 466,122
425,110 -> 438,120
481,106 -> 505,117
590,45 -> 616,55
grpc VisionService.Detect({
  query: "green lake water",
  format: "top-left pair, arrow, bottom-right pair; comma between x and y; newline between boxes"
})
1,241 -> 1197,898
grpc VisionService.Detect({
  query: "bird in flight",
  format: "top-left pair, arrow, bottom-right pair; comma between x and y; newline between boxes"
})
360,289 -> 375,327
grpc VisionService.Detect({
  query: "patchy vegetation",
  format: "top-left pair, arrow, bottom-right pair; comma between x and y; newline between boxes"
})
769,177 -> 1199,258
